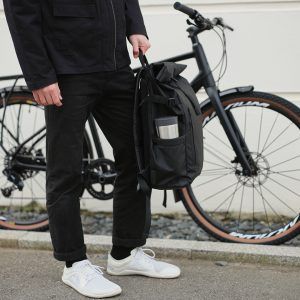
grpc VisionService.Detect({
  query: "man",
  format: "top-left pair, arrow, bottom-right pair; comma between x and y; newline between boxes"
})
3,0 -> 180,298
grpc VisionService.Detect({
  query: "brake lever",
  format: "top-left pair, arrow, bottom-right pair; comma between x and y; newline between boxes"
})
212,17 -> 234,31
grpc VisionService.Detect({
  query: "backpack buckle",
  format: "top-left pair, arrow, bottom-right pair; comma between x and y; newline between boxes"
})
168,97 -> 176,106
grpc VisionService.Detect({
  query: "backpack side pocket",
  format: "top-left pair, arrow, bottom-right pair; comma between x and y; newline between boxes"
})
150,134 -> 189,189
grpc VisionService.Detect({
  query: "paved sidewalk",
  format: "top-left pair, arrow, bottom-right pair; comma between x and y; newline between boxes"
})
0,248 -> 299,300
2,230 -> 300,266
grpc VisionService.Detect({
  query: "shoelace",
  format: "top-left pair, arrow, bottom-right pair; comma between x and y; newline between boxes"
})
81,261 -> 105,283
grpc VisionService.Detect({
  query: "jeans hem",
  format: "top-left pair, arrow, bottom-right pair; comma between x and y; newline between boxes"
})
53,244 -> 87,261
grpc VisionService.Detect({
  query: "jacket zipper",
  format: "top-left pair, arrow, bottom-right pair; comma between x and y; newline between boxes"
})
109,0 -> 117,70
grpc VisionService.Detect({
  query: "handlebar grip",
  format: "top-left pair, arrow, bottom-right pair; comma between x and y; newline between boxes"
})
173,2 -> 196,18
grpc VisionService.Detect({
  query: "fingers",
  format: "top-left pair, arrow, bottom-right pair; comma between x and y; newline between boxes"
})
130,34 -> 151,58
32,82 -> 63,107
132,38 -> 140,58
34,90 -> 47,106
32,91 -> 42,106
50,84 -> 63,107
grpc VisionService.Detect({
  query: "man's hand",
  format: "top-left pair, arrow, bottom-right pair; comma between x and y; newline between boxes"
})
32,82 -> 63,107
128,34 -> 151,58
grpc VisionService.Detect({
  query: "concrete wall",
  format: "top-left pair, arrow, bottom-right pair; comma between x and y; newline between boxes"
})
0,1 -> 299,215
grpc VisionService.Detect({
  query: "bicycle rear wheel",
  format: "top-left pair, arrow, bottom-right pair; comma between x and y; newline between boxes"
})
0,91 -> 92,231
181,91 -> 300,244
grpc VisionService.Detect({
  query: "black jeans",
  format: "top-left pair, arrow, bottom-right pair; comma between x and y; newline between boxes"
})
44,65 -> 151,261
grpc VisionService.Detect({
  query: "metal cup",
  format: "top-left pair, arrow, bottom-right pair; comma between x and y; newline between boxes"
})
154,116 -> 179,139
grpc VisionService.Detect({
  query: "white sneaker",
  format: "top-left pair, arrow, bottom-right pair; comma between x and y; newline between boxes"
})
62,259 -> 122,298
106,247 -> 181,279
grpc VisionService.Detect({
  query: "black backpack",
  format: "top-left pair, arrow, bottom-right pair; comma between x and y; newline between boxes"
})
133,52 -> 204,207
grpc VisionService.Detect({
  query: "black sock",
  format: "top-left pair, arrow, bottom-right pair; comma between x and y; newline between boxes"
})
110,245 -> 135,260
65,254 -> 87,268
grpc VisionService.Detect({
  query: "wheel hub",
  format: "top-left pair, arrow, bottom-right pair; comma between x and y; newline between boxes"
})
234,152 -> 270,187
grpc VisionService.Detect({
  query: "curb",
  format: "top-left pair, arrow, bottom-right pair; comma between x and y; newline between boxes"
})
1,229 -> 300,267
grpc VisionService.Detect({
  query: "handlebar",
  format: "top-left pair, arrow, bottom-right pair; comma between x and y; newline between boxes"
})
173,2 -> 234,31
173,2 -> 197,19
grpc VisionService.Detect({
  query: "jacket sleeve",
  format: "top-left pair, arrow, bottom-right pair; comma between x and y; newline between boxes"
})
3,0 -> 57,91
125,0 -> 149,40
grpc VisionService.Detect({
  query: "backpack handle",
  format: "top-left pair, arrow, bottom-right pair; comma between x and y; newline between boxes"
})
138,49 -> 150,68
137,49 -> 170,98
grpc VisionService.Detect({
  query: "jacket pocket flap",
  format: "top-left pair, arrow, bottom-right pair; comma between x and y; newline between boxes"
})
53,4 -> 96,18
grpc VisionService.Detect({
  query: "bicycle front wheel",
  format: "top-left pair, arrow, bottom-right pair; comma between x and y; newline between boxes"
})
181,91 -> 300,244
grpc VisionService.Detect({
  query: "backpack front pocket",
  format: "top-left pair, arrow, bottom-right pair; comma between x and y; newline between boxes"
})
150,134 -> 188,188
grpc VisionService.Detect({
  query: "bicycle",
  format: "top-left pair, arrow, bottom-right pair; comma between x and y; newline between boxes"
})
0,2 -> 299,245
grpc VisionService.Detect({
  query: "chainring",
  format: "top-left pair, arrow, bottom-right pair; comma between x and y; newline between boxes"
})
84,158 -> 116,200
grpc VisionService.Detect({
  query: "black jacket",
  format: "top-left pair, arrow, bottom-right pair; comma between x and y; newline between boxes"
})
3,0 -> 148,91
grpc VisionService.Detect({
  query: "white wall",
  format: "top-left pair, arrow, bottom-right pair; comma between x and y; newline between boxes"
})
0,1 -> 299,214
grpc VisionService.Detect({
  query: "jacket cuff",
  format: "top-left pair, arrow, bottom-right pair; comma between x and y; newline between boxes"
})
26,73 -> 58,91
126,26 -> 149,40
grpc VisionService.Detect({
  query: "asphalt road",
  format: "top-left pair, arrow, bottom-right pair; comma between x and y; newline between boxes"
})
0,248 -> 299,300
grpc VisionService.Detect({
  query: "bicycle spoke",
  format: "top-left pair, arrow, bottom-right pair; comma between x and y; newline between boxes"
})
264,137 -> 300,157
31,176 -> 46,192
204,160 -> 232,170
200,170 -> 234,177
194,172 -> 232,189
258,184 -> 271,230
257,107 -> 264,154
267,176 -> 300,198
201,167 -> 232,173
237,184 -> 245,232
252,181 -> 255,231
272,169 -> 300,174
204,142 -> 233,161
32,107 -> 39,148
259,182 -> 297,214
261,122 -> 293,154
268,170 -> 300,182
204,146 -> 234,168
14,105 -> 26,143
224,181 -> 241,220
243,106 -> 247,142
200,182 -> 238,204
212,181 -> 242,213
260,113 -> 279,154
254,183 -> 285,227
7,106 -> 17,139
269,155 -> 300,169
204,127 -> 233,151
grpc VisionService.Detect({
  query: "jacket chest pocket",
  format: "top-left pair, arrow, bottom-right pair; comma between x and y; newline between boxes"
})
52,0 -> 97,18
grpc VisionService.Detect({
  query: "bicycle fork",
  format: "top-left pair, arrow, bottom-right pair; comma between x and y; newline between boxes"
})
206,87 -> 256,176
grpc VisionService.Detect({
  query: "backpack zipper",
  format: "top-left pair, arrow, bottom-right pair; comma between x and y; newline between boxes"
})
109,0 -> 117,70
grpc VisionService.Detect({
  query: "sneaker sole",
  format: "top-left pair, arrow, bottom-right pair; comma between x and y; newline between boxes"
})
106,268 -> 180,279
62,277 -> 122,298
